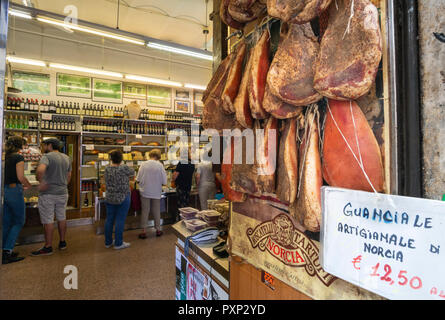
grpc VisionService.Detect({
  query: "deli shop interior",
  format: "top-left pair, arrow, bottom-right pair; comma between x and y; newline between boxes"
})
0,0 -> 443,301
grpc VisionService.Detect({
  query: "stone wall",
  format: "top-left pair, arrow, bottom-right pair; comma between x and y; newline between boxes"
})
418,0 -> 445,200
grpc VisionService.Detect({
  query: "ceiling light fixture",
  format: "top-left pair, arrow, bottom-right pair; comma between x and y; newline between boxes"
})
184,83 -> 206,91
36,17 -> 146,46
125,75 -> 182,87
9,9 -> 32,19
6,56 -> 46,67
147,42 -> 213,61
49,63 -> 123,78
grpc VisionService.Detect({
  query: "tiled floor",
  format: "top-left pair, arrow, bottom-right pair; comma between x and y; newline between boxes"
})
0,224 -> 177,300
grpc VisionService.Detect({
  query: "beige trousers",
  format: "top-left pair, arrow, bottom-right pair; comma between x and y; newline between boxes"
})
140,197 -> 161,231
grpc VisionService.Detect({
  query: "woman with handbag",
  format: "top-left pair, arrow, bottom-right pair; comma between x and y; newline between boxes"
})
104,150 -> 135,250
136,149 -> 167,238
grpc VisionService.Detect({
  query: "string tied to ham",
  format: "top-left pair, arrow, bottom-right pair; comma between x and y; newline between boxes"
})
342,0 -> 355,40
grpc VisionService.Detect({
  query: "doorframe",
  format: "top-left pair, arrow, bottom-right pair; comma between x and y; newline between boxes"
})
0,0 -> 10,256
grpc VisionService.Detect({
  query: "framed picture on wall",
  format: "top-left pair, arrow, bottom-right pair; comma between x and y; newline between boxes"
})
175,89 -> 190,100
92,78 -> 123,103
147,85 -> 172,109
123,82 -> 147,100
12,71 -> 50,95
56,73 -> 92,98
193,91 -> 204,115
174,100 -> 191,113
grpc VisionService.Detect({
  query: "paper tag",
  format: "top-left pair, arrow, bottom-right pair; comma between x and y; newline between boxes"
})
41,113 -> 52,120
123,146 -> 131,152
85,144 -> 94,151
101,161 -> 109,166
135,134 -> 142,139
127,162 -> 133,167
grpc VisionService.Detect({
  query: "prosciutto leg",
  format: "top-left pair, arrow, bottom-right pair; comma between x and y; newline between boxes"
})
290,107 -> 322,232
276,117 -> 298,203
322,99 -> 384,192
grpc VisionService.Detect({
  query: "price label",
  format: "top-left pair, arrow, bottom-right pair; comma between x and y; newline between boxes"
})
135,134 -> 142,139
41,113 -> 52,120
123,146 -> 131,152
85,144 -> 94,151
321,187 -> 445,300
261,271 -> 275,290
101,161 -> 109,166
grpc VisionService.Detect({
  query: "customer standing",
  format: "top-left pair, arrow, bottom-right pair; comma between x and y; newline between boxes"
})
172,157 -> 195,220
2,137 -> 32,264
136,149 -> 167,238
31,138 -> 71,256
103,150 -> 134,250
196,160 -> 216,210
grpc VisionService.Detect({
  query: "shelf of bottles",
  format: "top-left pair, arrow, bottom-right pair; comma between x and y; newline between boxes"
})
5,97 -> 202,136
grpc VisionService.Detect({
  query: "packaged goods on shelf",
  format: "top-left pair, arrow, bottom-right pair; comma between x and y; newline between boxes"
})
179,207 -> 199,219
200,210 -> 221,222
183,219 -> 208,232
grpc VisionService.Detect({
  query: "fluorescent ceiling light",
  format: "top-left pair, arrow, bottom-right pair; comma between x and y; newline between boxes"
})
147,42 -> 213,61
184,84 -> 206,91
50,63 -> 123,78
7,56 -> 46,67
37,17 -> 145,46
125,75 -> 182,87
9,9 -> 32,19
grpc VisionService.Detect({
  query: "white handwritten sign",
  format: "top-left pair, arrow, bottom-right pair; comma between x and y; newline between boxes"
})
123,146 -> 131,152
85,144 -> 94,151
320,187 -> 445,300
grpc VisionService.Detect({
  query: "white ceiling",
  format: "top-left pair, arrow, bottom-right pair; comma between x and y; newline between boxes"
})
12,0 -> 214,51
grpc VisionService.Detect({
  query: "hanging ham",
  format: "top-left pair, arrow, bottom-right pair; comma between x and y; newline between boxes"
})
222,41 -> 247,114
234,51 -> 254,128
322,99 -> 384,192
230,118 -> 277,196
290,107 -> 322,232
263,84 -> 303,119
228,0 -> 266,23
220,0 -> 245,30
276,117 -> 298,203
221,140 -> 247,202
267,23 -> 322,107
267,0 -> 332,24
248,30 -> 270,119
314,0 -> 382,100
202,54 -> 238,133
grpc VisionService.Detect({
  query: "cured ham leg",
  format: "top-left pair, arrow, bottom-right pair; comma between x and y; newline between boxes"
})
276,117 -> 298,203
234,51 -> 254,128
314,0 -> 382,100
263,84 -> 303,119
267,23 -> 322,107
230,118 -> 278,196
322,99 -> 384,192
222,41 -> 247,114
221,140 -> 247,202
202,54 -> 238,133
248,30 -> 270,119
267,0 -> 332,24
220,0 -> 245,30
228,0 -> 266,23
290,107 -> 322,232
